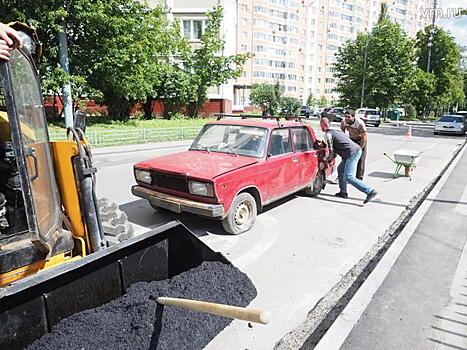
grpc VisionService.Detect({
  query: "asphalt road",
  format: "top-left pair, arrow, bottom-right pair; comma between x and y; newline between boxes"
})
337,137 -> 467,350
93,123 -> 465,349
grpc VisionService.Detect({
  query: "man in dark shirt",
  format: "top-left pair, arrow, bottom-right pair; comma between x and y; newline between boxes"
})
320,117 -> 377,204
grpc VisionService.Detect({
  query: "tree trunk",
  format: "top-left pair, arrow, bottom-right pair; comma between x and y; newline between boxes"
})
106,97 -> 132,119
143,98 -> 154,120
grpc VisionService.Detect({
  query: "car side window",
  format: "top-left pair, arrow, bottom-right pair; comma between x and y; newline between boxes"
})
291,127 -> 313,151
269,128 -> 292,157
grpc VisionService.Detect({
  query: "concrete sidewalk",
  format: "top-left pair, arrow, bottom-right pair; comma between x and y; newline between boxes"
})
322,137 -> 467,350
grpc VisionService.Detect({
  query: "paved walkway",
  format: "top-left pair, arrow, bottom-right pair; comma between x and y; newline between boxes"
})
316,143 -> 467,350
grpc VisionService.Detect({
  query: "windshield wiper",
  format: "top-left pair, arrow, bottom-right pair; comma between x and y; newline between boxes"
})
195,144 -> 210,153
221,144 -> 238,157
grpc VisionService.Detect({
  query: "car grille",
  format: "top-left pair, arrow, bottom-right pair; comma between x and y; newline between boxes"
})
150,171 -> 188,192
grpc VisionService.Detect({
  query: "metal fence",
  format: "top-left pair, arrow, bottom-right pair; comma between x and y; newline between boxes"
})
49,126 -> 202,147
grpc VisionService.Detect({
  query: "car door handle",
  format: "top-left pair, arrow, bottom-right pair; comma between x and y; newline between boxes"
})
292,157 -> 298,162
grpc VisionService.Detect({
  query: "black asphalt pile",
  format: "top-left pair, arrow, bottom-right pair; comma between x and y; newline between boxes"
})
27,261 -> 256,350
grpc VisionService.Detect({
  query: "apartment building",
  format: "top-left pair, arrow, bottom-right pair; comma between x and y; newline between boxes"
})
150,0 -> 434,113
308,0 -> 434,104
233,0 -> 309,110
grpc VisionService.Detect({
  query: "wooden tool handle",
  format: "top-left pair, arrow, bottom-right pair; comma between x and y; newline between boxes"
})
156,297 -> 270,325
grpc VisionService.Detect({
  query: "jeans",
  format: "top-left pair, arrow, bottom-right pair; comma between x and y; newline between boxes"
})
351,138 -> 366,179
338,149 -> 373,195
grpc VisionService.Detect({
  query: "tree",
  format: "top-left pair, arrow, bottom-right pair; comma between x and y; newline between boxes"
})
249,82 -> 284,116
317,96 -> 328,107
182,6 -> 251,117
415,25 -> 465,116
279,97 -> 301,117
306,93 -> 316,106
0,1 -> 176,118
404,68 -> 436,117
334,21 -> 415,110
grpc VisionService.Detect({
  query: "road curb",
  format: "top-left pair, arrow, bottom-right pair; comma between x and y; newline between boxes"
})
274,139 -> 467,350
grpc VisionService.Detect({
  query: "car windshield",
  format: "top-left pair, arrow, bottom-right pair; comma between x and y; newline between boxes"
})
439,115 -> 462,123
190,124 -> 268,158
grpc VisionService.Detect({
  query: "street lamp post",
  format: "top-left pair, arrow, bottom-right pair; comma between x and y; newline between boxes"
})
360,36 -> 369,109
360,24 -> 388,109
426,0 -> 438,73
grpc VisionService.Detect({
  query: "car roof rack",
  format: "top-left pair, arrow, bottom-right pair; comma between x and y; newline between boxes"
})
214,113 -> 305,126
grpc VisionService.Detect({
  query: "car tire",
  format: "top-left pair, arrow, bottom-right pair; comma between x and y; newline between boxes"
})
434,131 -> 438,135
221,192 -> 257,235
98,198 -> 134,246
305,171 -> 325,197
374,123 -> 380,127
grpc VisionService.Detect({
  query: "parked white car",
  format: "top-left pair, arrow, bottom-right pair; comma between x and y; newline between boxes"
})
355,108 -> 381,127
434,115 -> 466,136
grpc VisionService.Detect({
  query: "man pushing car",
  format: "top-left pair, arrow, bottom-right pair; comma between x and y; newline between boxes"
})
319,117 -> 378,204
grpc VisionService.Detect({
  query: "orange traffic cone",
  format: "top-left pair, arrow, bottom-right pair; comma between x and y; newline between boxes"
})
406,125 -> 412,137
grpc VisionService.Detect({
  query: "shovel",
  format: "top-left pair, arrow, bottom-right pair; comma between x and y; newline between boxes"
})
156,297 -> 270,325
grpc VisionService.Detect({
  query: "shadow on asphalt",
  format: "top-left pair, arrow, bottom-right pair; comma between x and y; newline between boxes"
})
317,193 -> 407,208
367,171 -> 396,179
119,198 -> 228,237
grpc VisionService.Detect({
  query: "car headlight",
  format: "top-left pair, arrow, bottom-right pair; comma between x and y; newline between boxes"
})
188,180 -> 214,197
135,169 -> 151,184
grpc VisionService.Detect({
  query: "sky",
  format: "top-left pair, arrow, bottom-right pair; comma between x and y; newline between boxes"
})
436,0 -> 467,48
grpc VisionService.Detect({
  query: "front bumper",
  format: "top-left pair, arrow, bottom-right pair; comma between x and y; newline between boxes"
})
132,185 -> 225,218
361,118 -> 380,125
435,126 -> 464,134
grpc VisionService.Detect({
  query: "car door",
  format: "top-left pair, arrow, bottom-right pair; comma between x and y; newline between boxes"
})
291,127 -> 318,187
263,128 -> 298,200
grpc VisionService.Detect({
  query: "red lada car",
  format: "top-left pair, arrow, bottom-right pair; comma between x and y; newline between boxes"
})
132,119 -> 333,234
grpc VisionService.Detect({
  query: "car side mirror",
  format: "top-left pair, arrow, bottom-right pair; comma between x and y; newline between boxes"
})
74,110 -> 86,133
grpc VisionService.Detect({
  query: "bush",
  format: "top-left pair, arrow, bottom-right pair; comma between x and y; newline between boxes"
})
279,97 -> 301,117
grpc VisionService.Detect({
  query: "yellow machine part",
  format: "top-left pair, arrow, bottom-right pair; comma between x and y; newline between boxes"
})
0,112 -> 10,143
0,111 -> 37,143
0,237 -> 86,288
51,141 -> 89,241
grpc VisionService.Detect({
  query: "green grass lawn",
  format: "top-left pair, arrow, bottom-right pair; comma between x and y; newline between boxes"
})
48,116 -> 217,134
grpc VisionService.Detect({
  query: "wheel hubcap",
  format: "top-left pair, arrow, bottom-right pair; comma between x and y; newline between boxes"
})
234,201 -> 252,227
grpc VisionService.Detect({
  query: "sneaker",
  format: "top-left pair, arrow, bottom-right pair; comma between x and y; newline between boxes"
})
364,190 -> 378,204
335,192 -> 348,198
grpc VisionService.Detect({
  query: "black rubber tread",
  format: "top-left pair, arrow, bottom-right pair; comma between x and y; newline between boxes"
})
98,198 -> 134,245
221,192 -> 257,235
305,171 -> 325,197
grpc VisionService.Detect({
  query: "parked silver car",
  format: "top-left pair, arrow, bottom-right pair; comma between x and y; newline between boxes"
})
434,115 -> 466,136
356,108 -> 381,127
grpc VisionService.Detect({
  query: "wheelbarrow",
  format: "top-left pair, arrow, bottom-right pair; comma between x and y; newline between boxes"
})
383,149 -> 421,180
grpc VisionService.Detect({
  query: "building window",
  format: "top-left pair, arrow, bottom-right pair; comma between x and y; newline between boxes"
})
182,19 -> 204,40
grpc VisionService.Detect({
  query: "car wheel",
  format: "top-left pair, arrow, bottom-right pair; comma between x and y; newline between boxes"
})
374,123 -> 380,127
305,171 -> 325,197
434,131 -> 438,135
306,113 -> 310,118
222,192 -> 257,235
